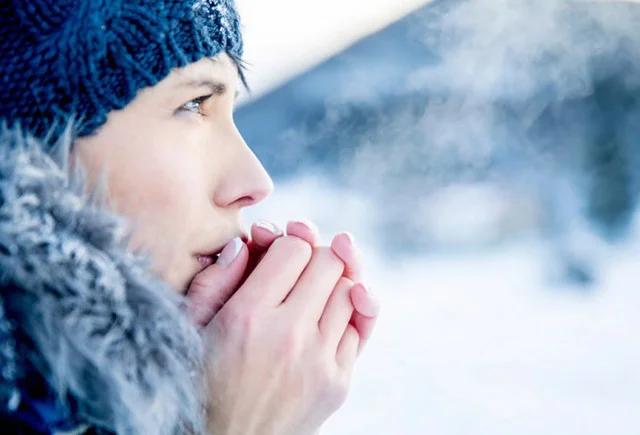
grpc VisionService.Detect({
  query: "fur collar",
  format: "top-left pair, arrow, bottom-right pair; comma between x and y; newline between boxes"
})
0,126 -> 205,434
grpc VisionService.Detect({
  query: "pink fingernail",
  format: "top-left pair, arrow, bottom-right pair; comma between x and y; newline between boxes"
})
344,232 -> 355,247
293,219 -> 318,234
359,284 -> 380,316
255,220 -> 282,236
361,283 -> 373,297
216,237 -> 243,268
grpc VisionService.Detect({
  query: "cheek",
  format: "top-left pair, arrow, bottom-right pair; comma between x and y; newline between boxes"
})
111,153 -> 205,242
76,113 -> 227,288
77,150 -> 195,288
114,154 -> 209,288
103,132 -> 211,252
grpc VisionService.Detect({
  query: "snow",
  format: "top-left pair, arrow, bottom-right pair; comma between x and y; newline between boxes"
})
244,175 -> 640,435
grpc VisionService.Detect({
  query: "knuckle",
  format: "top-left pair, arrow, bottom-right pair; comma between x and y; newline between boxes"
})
317,361 -> 336,385
279,327 -> 304,356
311,358 -> 333,388
313,247 -> 345,272
186,274 -> 216,301
336,276 -> 355,291
328,379 -> 350,408
315,362 -> 349,407
219,304 -> 257,334
274,236 -> 312,260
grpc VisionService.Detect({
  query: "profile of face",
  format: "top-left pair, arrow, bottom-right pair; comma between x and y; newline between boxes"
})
74,54 -> 273,292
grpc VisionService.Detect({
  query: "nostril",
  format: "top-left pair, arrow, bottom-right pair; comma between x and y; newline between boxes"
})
233,194 -> 262,208
213,147 -> 273,208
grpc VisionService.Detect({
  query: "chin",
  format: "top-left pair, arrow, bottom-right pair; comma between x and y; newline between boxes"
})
176,272 -> 196,295
160,256 -> 205,295
162,265 -> 194,295
179,259 -> 209,295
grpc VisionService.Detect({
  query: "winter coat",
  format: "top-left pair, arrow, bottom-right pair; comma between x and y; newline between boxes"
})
0,126 -> 207,434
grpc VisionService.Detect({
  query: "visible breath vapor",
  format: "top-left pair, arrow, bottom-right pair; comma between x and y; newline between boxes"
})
238,0 -> 640,253
321,0 -> 640,248
414,0 -> 640,102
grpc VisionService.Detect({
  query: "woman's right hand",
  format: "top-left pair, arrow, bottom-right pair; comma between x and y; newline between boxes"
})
202,233 -> 359,435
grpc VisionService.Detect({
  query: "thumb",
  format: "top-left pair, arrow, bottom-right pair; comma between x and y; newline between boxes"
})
185,238 -> 249,327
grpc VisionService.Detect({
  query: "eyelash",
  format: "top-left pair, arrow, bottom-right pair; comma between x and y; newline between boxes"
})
178,95 -> 212,116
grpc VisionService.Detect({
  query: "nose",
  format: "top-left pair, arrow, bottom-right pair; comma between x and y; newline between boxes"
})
214,132 -> 274,209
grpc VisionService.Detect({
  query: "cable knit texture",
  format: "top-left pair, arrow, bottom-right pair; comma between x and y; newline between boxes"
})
0,125 -> 206,434
0,0 -> 243,141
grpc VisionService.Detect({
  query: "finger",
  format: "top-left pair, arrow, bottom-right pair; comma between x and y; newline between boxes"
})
336,324 -> 360,371
318,277 -> 355,351
185,238 -> 249,327
229,236 -> 313,307
352,312 -> 378,356
243,221 -> 284,282
251,220 -> 284,249
330,232 -> 363,282
242,243 -> 266,286
350,283 -> 379,318
286,220 -> 321,246
284,247 -> 345,321
350,283 -> 380,355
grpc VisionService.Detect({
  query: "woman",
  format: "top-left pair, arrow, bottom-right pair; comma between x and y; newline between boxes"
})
0,0 -> 379,434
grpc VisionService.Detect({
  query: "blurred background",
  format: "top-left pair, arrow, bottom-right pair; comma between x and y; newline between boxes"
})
235,0 -> 640,433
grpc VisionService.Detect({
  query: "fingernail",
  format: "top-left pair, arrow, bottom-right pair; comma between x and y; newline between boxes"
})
344,232 -> 355,247
255,220 -> 283,236
361,283 -> 374,297
359,283 -> 380,316
216,237 -> 243,268
293,219 -> 318,234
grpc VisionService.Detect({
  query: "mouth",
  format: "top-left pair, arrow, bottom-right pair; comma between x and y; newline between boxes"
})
196,252 -> 221,268
195,232 -> 248,270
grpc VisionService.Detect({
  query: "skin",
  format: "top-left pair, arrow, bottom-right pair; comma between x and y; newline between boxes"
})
75,54 -> 271,292
73,53 -> 380,435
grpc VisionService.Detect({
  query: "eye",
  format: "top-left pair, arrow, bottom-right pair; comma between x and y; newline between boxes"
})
177,95 -> 212,116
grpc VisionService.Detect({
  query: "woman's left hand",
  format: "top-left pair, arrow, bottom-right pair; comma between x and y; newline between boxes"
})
253,219 -> 380,356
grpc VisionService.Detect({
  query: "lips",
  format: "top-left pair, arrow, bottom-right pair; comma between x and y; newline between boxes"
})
196,244 -> 226,268
195,231 -> 248,270
197,253 -> 220,268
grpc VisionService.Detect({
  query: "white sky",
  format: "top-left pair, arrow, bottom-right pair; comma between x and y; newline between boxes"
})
234,0 -> 640,100
235,0 -> 432,100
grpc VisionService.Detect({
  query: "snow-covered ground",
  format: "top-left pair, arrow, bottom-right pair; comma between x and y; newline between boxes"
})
245,175 -> 640,435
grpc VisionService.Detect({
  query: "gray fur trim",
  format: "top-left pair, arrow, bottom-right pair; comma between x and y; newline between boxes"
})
0,125 -> 206,434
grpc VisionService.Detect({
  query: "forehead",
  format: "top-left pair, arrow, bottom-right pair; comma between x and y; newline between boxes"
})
174,54 -> 238,82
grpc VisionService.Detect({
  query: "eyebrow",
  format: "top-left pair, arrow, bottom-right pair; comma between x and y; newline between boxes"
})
175,79 -> 241,100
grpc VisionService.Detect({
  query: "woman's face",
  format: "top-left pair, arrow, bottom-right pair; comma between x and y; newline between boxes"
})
74,54 -> 273,292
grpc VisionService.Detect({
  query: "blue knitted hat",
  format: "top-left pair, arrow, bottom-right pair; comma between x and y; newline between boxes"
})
0,0 -> 244,140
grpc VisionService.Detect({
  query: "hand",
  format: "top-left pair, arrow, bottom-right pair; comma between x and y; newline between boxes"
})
185,219 -> 380,435
203,234 -> 357,435
186,220 -> 380,344
185,221 -> 284,328
327,232 -> 379,354
285,221 -> 380,355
